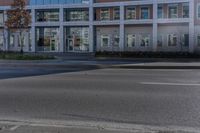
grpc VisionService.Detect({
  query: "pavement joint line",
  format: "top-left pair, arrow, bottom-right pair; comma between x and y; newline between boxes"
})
141,82 -> 200,86
0,119 -> 200,133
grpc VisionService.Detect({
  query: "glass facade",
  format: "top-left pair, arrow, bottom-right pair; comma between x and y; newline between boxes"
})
36,27 -> 60,52
141,7 -> 149,19
65,9 -> 89,21
66,27 -> 89,52
29,0 -> 89,5
125,6 -> 136,20
0,12 -> 3,26
36,9 -> 59,22
168,4 -> 178,18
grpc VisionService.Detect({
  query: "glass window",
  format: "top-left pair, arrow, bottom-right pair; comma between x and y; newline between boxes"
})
113,35 -> 119,46
0,34 -> 3,48
0,12 -> 3,26
36,27 -> 60,52
168,34 -> 177,46
101,35 -> 109,47
158,5 -> 163,18
141,7 -> 149,19
182,3 -> 189,18
10,34 -> 14,47
126,7 -> 136,20
181,34 -> 189,47
168,4 -> 178,18
157,35 -> 163,47
140,34 -> 150,47
30,0 -> 90,5
65,9 -> 89,21
113,8 -> 120,20
127,34 -> 136,47
197,35 -> 200,46
66,27 -> 89,52
100,8 -> 110,20
198,5 -> 200,19
36,9 -> 59,22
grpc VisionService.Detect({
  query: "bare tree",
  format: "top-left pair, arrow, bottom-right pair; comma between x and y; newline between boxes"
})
5,0 -> 31,53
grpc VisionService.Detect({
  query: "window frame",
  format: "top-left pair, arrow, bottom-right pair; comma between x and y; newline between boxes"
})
101,35 -> 110,47
167,34 -> 178,46
140,6 -> 150,19
100,8 -> 110,21
168,4 -> 178,19
125,6 -> 136,20
126,34 -> 136,48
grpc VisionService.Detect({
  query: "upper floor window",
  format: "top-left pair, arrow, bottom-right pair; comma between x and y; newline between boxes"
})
182,3 -> 189,18
140,7 -> 149,19
113,8 -> 120,20
36,9 -> 59,22
65,9 -> 89,21
197,4 -> 200,19
30,0 -> 89,5
100,8 -> 110,20
168,4 -> 178,18
158,5 -> 163,18
126,6 -> 136,20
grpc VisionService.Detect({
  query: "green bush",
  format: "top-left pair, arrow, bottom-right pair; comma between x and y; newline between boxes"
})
95,51 -> 200,58
0,52 -> 55,60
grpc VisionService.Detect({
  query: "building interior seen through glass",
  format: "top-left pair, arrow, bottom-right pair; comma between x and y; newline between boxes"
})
36,27 -> 60,52
66,27 -> 89,52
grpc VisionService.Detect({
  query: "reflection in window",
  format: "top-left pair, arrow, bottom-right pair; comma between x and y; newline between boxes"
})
36,10 -> 59,22
140,34 -> 150,47
0,35 -> 3,48
197,35 -> 200,46
182,3 -> 189,18
100,8 -> 110,20
168,34 -> 177,46
157,35 -> 163,47
181,34 -> 189,47
36,27 -> 60,51
113,8 -> 120,20
141,7 -> 149,19
127,34 -> 135,47
126,7 -> 136,20
168,4 -> 178,18
113,35 -> 119,46
101,35 -> 109,47
158,5 -> 163,18
65,9 -> 89,21
0,12 -> 3,26
10,34 -> 14,47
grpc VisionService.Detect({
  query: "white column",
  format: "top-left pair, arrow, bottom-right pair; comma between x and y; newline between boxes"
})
153,0 -> 158,52
120,4 -> 125,51
3,11 -> 9,51
189,0 -> 195,53
59,7 -> 64,52
89,0 -> 94,52
31,8 -> 36,52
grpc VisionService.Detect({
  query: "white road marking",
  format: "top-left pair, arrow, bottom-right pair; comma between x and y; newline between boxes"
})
141,82 -> 200,86
9,125 -> 20,131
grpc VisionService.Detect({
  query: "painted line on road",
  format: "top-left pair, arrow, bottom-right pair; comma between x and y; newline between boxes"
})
9,125 -> 21,131
141,82 -> 200,86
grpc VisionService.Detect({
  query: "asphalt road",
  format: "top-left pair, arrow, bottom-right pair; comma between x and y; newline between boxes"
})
0,67 -> 200,131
